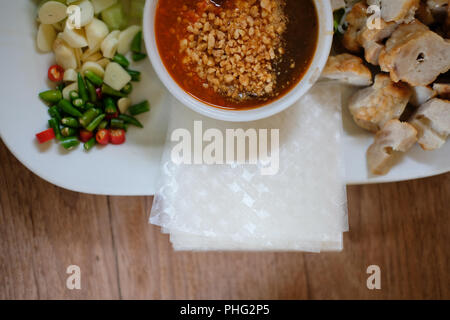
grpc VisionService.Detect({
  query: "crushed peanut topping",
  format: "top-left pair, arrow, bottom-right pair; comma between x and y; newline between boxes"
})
179,0 -> 287,102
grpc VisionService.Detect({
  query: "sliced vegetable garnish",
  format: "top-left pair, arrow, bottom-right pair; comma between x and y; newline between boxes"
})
118,97 -> 132,114
98,120 -> 109,130
113,54 -> 130,68
104,97 -> 118,115
61,127 -> 77,137
58,99 -> 83,118
80,108 -> 101,128
60,136 -> 80,150
104,62 -> 132,90
36,128 -> 55,144
61,117 -> 79,128
101,3 -> 127,30
132,52 -> 147,62
85,78 -> 98,103
111,118 -> 126,129
48,106 -> 62,122
96,87 -> 103,100
86,114 -> 106,132
85,102 -> 96,110
101,84 -> 127,98
35,3 -> 149,152
39,90 -> 62,104
130,0 -> 145,22
73,98 -> 85,109
48,65 -> 64,82
119,114 -> 143,128
79,129 -> 94,143
121,83 -> 133,95
126,69 -> 141,82
130,31 -> 143,53
110,129 -> 126,145
128,100 -> 150,116
84,137 -> 96,151
38,1 -> 67,25
85,70 -> 103,87
48,118 -> 62,140
96,129 -> 110,145
77,73 -> 89,102
69,90 -> 80,101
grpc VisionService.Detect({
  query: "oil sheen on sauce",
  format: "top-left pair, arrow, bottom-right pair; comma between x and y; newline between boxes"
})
155,0 -> 318,110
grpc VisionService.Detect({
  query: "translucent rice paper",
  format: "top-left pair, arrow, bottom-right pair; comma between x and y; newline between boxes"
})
150,84 -> 348,252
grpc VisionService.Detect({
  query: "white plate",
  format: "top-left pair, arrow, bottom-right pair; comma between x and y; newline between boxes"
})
340,86 -> 450,184
0,1 -> 169,195
0,1 -> 448,195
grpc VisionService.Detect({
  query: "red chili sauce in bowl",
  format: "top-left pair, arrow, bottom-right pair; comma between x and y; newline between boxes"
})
155,0 -> 318,110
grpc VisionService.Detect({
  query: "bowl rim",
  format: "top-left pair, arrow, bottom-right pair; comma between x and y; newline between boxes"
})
143,0 -> 334,122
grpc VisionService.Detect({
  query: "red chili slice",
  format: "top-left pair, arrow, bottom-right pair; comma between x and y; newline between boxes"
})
79,129 -> 94,143
105,112 -> 119,120
36,128 -> 55,144
96,129 -> 110,145
110,129 -> 126,145
48,65 -> 64,82
96,87 -> 102,100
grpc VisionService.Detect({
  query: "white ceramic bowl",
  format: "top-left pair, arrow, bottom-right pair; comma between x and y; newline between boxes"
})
143,0 -> 334,122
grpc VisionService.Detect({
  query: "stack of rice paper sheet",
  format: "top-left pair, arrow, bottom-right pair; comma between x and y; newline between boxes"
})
150,84 -> 348,252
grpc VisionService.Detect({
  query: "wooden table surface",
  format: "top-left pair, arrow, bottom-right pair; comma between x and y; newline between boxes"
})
0,140 -> 448,300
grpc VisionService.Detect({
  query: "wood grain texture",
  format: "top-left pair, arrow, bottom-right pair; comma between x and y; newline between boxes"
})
0,140 -> 448,300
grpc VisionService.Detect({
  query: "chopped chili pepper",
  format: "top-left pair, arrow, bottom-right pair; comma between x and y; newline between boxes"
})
36,128 -> 55,144
79,129 -> 94,143
96,129 -> 110,145
48,65 -> 64,82
96,87 -> 102,100
106,112 -> 119,120
110,129 -> 126,145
